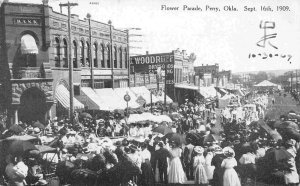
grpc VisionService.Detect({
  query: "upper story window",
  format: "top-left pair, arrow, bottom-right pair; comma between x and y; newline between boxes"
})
119,48 -> 123,69
20,34 -> 38,67
80,40 -> 84,67
107,45 -> 111,68
101,44 -> 105,68
54,37 -> 60,67
86,42 -> 90,67
63,39 -> 68,68
93,43 -> 98,68
73,40 -> 78,68
124,48 -> 128,69
114,46 -> 117,68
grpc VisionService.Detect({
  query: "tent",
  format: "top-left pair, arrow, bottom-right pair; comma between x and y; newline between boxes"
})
94,88 -> 127,110
254,80 -> 279,88
127,112 -> 172,123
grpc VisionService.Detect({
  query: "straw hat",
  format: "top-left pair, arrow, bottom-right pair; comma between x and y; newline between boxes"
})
223,147 -> 235,158
194,146 -> 204,154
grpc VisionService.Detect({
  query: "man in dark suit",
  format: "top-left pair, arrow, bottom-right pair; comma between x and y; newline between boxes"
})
211,146 -> 226,186
151,141 -> 172,184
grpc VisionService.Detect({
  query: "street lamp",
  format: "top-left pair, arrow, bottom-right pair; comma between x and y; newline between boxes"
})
86,13 -> 94,89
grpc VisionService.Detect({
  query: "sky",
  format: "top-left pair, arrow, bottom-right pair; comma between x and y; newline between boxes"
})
6,0 -> 300,73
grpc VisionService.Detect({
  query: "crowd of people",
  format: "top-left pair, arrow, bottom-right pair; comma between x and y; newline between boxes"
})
0,90 -> 300,186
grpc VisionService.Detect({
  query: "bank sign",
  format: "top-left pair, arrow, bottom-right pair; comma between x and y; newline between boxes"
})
130,53 -> 174,85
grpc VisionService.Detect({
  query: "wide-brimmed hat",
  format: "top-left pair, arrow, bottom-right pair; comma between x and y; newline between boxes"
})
223,147 -> 235,158
33,127 -> 41,134
129,144 -> 138,152
194,146 -> 204,154
285,139 -> 296,146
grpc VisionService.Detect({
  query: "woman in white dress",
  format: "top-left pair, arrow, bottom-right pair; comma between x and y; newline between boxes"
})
221,147 -> 241,186
168,141 -> 187,183
204,146 -> 215,181
193,146 -> 208,185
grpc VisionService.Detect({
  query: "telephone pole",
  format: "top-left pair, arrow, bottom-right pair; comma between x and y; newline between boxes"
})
60,1 -> 78,123
108,20 -> 114,89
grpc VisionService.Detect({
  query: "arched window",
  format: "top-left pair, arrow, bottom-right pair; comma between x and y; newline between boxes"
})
86,42 -> 90,67
114,46 -> 117,68
107,45 -> 111,68
63,39 -> 68,68
124,48 -> 128,69
119,48 -> 123,69
80,40 -> 84,67
101,44 -> 105,68
73,41 -> 77,68
20,34 -> 38,67
54,37 -> 60,67
93,43 -> 98,68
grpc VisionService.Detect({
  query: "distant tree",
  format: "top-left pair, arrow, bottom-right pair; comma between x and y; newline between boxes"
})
231,74 -> 241,84
253,71 -> 268,83
188,53 -> 197,63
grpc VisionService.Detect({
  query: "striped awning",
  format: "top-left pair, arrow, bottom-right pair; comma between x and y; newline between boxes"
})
21,34 -> 39,54
55,84 -> 84,110
78,87 -> 114,111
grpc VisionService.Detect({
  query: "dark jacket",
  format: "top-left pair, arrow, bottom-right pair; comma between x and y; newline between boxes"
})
151,148 -> 172,170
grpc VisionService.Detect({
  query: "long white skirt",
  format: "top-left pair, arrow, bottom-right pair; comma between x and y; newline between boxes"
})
168,157 -> 187,184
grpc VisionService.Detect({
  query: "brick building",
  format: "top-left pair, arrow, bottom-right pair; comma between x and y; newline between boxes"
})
0,2 -> 129,125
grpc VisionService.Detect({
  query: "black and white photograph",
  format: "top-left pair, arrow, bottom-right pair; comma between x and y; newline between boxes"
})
0,0 -> 299,185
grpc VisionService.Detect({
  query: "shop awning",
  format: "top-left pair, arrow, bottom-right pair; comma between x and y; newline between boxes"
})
77,87 -> 111,111
21,34 -> 38,54
114,87 -> 141,108
55,84 -> 84,110
94,88 -> 126,110
198,86 -> 221,98
130,86 -> 160,104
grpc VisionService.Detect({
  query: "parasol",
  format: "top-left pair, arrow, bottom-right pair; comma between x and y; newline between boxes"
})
274,148 -> 293,162
5,135 -> 37,141
32,121 -> 45,129
35,145 -> 57,153
276,121 -> 300,141
80,112 -> 92,119
152,126 -> 173,135
203,134 -> 222,144
8,124 -> 24,134
8,140 -> 37,156
162,133 -> 186,145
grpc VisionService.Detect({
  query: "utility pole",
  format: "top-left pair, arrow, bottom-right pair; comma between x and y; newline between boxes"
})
87,13 -> 94,89
60,1 -> 78,124
108,20 -> 114,89
127,30 -> 130,87
296,70 -> 298,92
291,72 -> 293,93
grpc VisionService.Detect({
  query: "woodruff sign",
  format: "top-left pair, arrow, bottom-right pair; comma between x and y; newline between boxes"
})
131,53 -> 174,65
130,52 -> 176,101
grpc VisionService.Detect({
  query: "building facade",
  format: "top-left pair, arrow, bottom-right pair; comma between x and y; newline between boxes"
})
0,2 -> 129,125
130,49 -> 194,102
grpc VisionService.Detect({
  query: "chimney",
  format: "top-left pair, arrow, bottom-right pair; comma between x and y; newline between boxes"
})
146,51 -> 149,55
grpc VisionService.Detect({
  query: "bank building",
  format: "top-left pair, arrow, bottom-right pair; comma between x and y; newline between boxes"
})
0,1 -> 130,125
